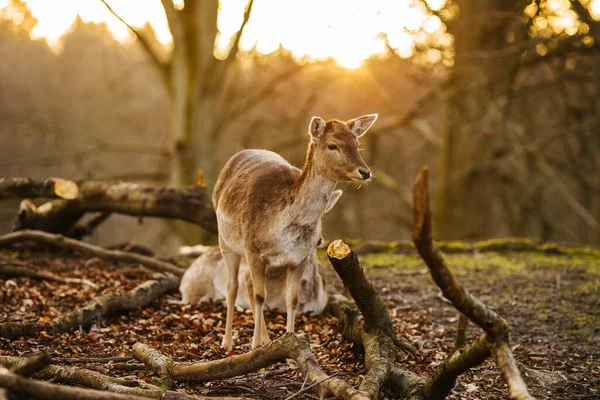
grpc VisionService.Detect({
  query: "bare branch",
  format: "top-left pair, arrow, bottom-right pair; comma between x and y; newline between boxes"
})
132,343 -> 174,389
212,0 -> 255,88
0,272 -> 179,340
10,354 -> 51,378
134,334 -> 364,400
453,314 -> 469,352
0,263 -> 97,287
412,166 -> 534,400
160,0 -> 183,44
100,0 -> 170,82
0,365 -> 149,400
0,356 -> 163,399
214,63 -> 307,137
0,230 -> 185,276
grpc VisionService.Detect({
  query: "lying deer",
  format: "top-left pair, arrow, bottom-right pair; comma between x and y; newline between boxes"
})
179,190 -> 343,315
213,114 -> 377,349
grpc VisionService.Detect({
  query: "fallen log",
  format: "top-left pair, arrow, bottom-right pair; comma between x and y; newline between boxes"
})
0,355 -> 238,400
0,365 -> 149,400
0,273 -> 179,340
0,177 -> 79,200
2,178 -> 216,235
0,230 -> 185,276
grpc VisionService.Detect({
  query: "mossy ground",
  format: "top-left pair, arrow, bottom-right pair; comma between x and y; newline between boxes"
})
320,246 -> 600,398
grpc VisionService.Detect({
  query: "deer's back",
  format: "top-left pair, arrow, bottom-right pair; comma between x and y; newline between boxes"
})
213,150 -> 300,242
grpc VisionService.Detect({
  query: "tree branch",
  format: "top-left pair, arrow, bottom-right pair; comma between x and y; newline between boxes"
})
0,230 -> 185,276
0,177 -> 78,200
99,0 -> 170,83
214,62 -> 308,136
326,248 -> 424,399
132,343 -> 174,389
5,179 -> 217,235
0,273 -> 179,340
0,361 -> 154,399
134,333 -> 365,400
0,263 -> 97,288
212,0 -> 255,89
412,166 -> 534,400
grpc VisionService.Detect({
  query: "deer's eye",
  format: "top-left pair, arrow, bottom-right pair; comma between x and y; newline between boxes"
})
327,144 -> 338,151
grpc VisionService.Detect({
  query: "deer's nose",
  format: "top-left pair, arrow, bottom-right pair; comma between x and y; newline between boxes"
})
358,169 -> 371,180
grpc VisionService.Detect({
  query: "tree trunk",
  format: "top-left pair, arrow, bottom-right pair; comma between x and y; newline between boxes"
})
434,0 -> 527,239
169,42 -> 196,189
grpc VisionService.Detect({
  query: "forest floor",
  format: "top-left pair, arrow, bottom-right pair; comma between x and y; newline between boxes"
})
0,244 -> 598,400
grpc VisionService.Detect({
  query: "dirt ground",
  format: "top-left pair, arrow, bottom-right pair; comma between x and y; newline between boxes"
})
0,244 -> 598,400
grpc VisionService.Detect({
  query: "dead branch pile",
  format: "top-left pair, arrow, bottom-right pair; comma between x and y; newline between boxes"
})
0,168 -> 534,399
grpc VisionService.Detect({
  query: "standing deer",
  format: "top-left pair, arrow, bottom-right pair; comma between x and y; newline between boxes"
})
179,190 -> 343,315
213,114 -> 377,350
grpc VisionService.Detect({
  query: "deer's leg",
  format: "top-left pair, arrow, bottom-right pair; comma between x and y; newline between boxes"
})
244,269 -> 269,344
219,237 -> 241,351
247,254 -> 269,349
243,269 -> 255,314
286,259 -> 308,333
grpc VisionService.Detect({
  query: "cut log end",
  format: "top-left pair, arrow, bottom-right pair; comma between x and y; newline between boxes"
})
327,240 -> 351,259
53,179 -> 79,200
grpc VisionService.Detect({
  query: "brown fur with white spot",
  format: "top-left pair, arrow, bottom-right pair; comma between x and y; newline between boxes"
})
213,114 -> 377,350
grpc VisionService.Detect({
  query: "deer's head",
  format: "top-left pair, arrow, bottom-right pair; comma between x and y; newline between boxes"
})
308,114 -> 377,183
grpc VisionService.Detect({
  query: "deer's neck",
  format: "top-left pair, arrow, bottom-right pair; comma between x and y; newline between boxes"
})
289,144 -> 336,224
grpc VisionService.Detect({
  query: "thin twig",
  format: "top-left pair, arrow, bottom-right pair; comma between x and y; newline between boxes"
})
284,373 -> 339,400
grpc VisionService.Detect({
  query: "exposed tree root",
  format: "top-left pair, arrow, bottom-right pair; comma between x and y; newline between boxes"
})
0,273 -> 179,340
133,333 -> 365,400
3,178 -> 216,235
0,230 -> 185,276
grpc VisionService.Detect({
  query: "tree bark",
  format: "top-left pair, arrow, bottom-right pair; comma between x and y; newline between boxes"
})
3,178 -> 216,235
0,364 -> 152,400
133,333 -> 365,400
433,0 -> 528,239
0,230 -> 185,276
412,166 -> 533,400
0,177 -> 78,200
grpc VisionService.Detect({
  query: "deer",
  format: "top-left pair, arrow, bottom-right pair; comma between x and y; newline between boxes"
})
213,114 -> 377,350
179,190 -> 343,316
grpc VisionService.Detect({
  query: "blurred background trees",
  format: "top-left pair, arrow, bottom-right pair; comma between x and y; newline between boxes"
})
0,0 -> 599,253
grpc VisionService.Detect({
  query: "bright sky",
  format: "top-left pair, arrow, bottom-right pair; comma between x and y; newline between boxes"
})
0,0 -> 450,68
1,0 -> 597,68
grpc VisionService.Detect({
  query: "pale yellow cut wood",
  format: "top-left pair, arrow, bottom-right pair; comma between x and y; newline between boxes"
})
53,179 -> 79,200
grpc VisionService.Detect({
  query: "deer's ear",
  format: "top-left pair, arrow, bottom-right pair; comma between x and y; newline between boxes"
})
324,190 -> 343,213
347,114 -> 378,137
308,116 -> 326,140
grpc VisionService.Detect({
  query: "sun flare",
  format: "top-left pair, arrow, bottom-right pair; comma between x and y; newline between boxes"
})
0,0 -> 434,68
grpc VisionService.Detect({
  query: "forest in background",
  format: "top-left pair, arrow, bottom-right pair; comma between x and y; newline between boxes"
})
1,0 -> 599,254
